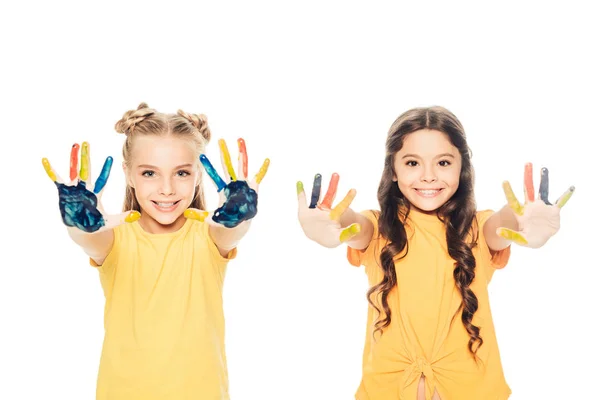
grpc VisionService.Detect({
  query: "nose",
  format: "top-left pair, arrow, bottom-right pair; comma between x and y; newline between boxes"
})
420,166 -> 437,183
159,177 -> 176,196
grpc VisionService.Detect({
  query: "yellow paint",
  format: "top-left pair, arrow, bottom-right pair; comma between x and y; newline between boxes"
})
502,181 -> 524,215
339,223 -> 361,242
42,158 -> 57,182
218,139 -> 237,181
330,189 -> 356,221
255,158 -> 270,184
79,142 -> 90,181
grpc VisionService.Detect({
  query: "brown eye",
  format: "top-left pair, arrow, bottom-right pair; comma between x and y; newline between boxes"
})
406,161 -> 418,167
439,160 -> 451,167
177,170 -> 191,177
142,170 -> 155,177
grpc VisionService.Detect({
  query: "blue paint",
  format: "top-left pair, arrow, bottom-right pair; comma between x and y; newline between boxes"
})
56,181 -> 105,232
200,154 -> 226,192
93,156 -> 113,194
309,174 -> 322,208
539,167 -> 551,205
212,180 -> 258,228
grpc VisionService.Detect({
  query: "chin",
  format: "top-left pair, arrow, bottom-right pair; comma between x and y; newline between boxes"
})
407,196 -> 448,213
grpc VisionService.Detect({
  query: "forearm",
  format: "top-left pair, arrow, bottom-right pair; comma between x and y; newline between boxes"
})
209,222 -> 250,256
339,207 -> 374,250
483,205 -> 519,251
67,227 -> 114,263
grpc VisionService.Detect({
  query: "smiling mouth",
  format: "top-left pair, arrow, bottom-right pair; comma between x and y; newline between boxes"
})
152,200 -> 181,209
414,189 -> 443,197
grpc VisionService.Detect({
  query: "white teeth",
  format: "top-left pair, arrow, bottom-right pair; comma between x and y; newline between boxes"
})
418,190 -> 440,195
157,202 -> 176,207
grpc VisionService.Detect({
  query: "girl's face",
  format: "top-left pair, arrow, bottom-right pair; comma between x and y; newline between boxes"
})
125,135 -> 200,234
393,129 -> 462,214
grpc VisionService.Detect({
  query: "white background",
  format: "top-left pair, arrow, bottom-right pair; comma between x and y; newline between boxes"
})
1,1 -> 598,399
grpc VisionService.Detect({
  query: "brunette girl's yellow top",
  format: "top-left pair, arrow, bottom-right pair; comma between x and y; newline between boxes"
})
90,218 -> 236,400
347,209 -> 511,400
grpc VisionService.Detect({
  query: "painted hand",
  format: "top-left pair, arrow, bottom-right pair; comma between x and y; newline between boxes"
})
498,163 -> 575,248
297,173 -> 361,248
184,138 -> 269,228
42,142 -> 140,233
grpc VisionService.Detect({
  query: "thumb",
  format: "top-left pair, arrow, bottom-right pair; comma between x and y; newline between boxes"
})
103,210 -> 141,230
496,227 -> 528,246
184,208 -> 210,222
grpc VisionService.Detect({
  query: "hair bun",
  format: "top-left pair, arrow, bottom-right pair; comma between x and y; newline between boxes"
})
177,110 -> 211,141
115,102 -> 156,135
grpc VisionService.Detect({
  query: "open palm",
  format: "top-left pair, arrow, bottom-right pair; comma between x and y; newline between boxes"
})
42,142 -> 139,233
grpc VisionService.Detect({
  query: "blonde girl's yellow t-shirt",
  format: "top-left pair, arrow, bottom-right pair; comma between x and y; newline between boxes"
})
90,218 -> 236,400
347,209 -> 511,400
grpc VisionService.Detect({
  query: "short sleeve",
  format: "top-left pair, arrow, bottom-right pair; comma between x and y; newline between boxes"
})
347,210 -> 380,267
202,221 -> 237,266
476,209 -> 511,282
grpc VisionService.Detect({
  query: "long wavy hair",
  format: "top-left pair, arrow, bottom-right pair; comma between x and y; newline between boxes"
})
367,106 -> 483,359
114,102 -> 211,213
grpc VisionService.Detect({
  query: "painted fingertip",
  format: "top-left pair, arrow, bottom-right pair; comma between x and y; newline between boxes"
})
340,223 -> 361,242
296,181 -> 304,195
70,143 -> 80,181
42,158 -> 57,181
125,211 -> 141,223
255,158 -> 270,184
497,228 -> 528,245
184,209 -> 209,221
556,186 -> 576,208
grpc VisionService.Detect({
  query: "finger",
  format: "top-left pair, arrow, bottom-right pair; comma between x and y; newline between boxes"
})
539,167 -> 551,205
79,142 -> 91,183
320,173 -> 340,209
102,210 -> 141,230
330,189 -> 357,221
555,186 -> 575,208
219,139 -> 237,181
238,138 -> 248,180
93,156 -> 113,194
70,143 -> 80,181
200,154 -> 227,192
502,181 -> 524,215
253,158 -> 270,185
524,162 -> 535,203
184,208 -> 210,222
309,174 -> 322,209
297,181 -> 308,209
496,227 -> 528,246
42,158 -> 64,184
339,223 -> 361,243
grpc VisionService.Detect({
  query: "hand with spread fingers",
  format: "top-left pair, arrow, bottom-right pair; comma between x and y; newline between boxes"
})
497,162 -> 575,248
42,142 -> 140,233
184,138 -> 269,231
297,173 -> 362,248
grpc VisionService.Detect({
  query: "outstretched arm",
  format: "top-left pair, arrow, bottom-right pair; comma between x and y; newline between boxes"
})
297,173 -> 365,249
185,138 -> 270,257
42,142 -> 140,264
484,163 -> 574,250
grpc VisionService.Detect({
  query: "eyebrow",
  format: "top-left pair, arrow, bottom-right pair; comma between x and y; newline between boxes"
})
401,153 -> 456,159
137,164 -> 194,169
